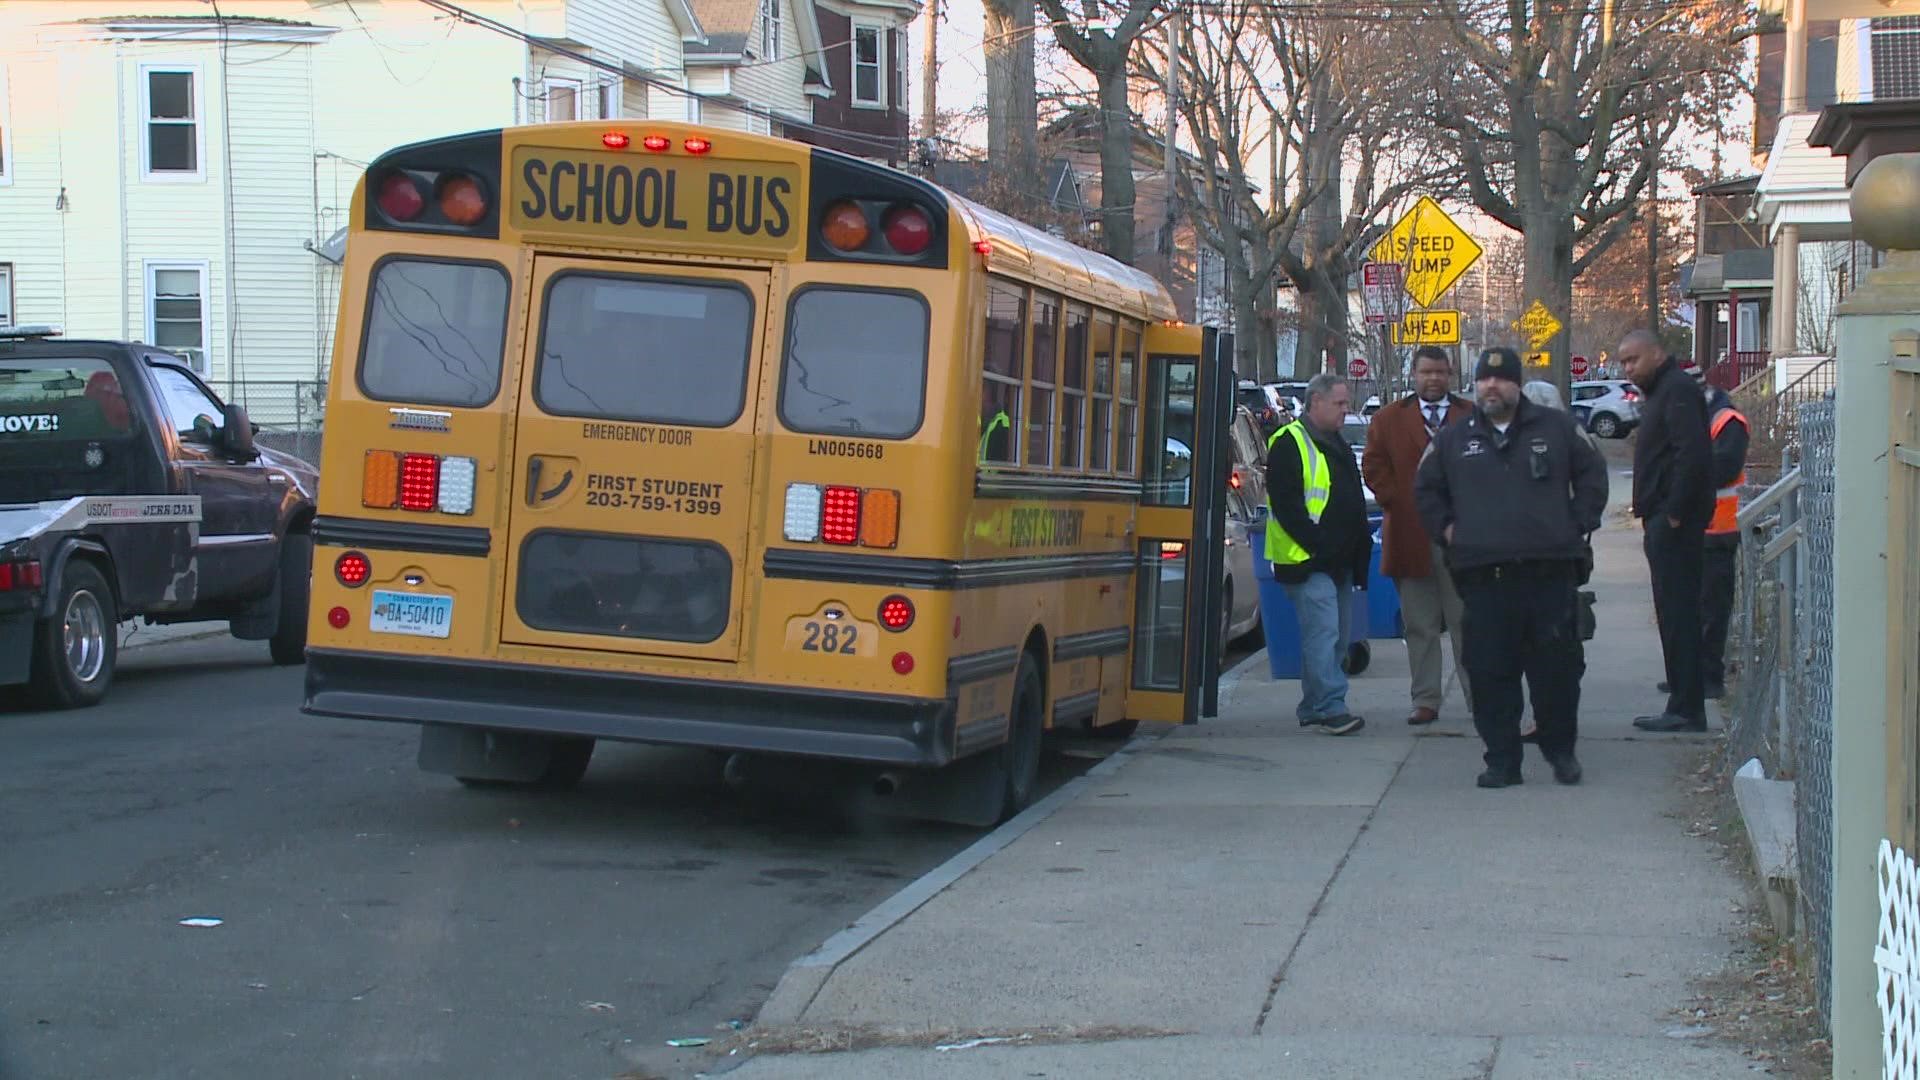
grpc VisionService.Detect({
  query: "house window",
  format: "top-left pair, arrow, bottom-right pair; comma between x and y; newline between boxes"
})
852,24 -> 884,107
597,81 -> 614,120
546,77 -> 580,122
762,0 -> 783,60
0,264 -> 12,326
146,263 -> 208,370
141,68 -> 202,179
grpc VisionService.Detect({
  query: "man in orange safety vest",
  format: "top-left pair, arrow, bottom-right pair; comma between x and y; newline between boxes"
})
1697,366 -> 1748,698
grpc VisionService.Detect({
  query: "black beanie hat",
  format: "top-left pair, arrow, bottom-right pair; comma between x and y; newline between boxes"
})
1474,347 -> 1523,385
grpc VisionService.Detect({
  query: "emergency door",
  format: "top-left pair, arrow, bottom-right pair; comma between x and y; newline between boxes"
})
1124,325 -> 1231,724
500,256 -> 770,662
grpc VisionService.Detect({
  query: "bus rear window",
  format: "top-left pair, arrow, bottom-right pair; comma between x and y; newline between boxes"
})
358,258 -> 509,408
535,273 -> 754,427
0,358 -> 134,438
780,287 -> 927,439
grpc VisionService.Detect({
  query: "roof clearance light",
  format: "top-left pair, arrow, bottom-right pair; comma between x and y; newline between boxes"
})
641,134 -> 672,152
377,173 -> 425,222
821,200 -> 870,252
683,137 -> 712,155
438,174 -> 488,226
603,131 -> 632,149
973,239 -> 992,255
882,204 -> 932,256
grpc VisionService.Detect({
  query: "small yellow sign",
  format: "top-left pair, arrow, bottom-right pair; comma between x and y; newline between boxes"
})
1390,309 -> 1462,346
1513,300 -> 1563,350
1367,196 -> 1484,309
1524,351 -> 1552,368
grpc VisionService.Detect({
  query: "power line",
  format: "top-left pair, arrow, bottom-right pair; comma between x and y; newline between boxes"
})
415,0 -> 908,156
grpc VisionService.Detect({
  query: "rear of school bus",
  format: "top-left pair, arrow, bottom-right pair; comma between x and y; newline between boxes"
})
301,121 -> 1225,823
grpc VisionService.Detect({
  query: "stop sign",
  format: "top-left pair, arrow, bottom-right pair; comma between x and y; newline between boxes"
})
1570,354 -> 1590,378
1348,357 -> 1370,379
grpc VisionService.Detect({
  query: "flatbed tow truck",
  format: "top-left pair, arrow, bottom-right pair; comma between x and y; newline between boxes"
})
0,326 -> 318,708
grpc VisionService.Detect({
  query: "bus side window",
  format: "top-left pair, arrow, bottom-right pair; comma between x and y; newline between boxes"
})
979,278 -> 1025,466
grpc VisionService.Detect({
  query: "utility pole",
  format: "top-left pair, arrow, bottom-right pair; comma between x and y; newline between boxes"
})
1645,131 -> 1660,333
920,0 -> 938,150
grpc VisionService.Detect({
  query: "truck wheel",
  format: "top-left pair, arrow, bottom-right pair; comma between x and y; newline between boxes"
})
268,532 -> 312,666
29,560 -> 117,709
998,652 -> 1044,821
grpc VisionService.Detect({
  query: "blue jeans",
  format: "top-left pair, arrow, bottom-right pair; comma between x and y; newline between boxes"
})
1281,571 -> 1352,722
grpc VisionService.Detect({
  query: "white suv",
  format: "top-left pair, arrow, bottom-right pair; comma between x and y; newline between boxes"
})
1570,379 -> 1641,439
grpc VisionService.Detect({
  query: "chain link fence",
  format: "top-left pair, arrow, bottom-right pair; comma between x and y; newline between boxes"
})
1796,400 -> 1836,1022
221,379 -> 327,465
1722,397 -> 1836,1026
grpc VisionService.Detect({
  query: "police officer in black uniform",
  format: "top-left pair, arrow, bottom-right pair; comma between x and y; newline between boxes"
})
1415,347 -> 1610,788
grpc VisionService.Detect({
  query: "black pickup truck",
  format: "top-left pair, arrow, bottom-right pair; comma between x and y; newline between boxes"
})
0,326 -> 318,708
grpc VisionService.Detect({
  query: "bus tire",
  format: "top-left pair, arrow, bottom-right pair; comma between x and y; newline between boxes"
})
29,560 -> 117,710
268,532 -> 312,666
999,652 -> 1044,820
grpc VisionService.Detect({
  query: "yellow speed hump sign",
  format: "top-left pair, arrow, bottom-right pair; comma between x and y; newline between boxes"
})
1390,309 -> 1462,346
1368,196 -> 1484,309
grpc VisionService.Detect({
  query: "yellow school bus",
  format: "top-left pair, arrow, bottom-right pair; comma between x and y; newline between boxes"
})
301,120 -> 1230,825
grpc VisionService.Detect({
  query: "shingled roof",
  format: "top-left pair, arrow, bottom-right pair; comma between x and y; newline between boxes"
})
685,0 -> 828,86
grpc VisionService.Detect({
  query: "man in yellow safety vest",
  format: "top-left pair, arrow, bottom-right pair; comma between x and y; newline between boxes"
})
1265,372 -> 1372,735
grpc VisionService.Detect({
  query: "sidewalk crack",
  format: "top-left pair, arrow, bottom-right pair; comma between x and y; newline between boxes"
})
1482,1034 -> 1503,1078
1251,740 -> 1417,1034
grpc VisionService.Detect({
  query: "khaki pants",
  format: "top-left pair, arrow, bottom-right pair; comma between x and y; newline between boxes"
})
1396,543 -> 1472,713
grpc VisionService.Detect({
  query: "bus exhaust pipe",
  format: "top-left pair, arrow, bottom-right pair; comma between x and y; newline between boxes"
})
871,772 -> 902,797
722,753 -> 751,790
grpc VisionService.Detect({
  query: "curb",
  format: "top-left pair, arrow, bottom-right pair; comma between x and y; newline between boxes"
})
753,658 -> 1256,1028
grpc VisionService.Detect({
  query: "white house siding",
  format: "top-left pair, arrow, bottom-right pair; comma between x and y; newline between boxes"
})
729,0 -> 810,125
623,79 -> 650,118
566,0 -> 689,117
225,44 -> 323,387
115,39 -> 230,379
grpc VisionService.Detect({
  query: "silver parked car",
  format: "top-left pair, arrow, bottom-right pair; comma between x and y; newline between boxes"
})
1570,379 -> 1641,438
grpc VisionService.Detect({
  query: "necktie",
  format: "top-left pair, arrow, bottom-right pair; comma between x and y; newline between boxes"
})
1426,403 -> 1443,431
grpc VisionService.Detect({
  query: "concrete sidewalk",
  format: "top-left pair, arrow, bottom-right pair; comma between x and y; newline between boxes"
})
710,474 -> 1768,1078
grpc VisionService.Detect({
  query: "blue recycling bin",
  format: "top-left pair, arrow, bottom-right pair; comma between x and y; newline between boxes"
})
1253,513 -> 1402,679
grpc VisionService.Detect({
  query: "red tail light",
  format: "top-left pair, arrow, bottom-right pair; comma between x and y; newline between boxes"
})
377,173 -> 425,221
399,453 -> 440,511
879,596 -> 915,631
327,606 -> 351,629
821,486 -> 862,545
334,551 -> 371,587
891,652 -> 915,675
882,204 -> 932,255
0,559 -> 44,591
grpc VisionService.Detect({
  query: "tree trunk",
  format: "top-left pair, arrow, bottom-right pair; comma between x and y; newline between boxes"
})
1645,140 -> 1660,333
1520,205 -> 1577,403
1292,271 -> 1348,380
982,0 -> 1038,212
1093,64 -> 1136,265
1231,275 -> 1261,380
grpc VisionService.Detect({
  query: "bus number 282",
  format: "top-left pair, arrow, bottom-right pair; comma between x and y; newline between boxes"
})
800,621 -> 857,655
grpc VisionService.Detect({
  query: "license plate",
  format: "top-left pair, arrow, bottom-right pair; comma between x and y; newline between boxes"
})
369,590 -> 453,638
783,611 -> 878,657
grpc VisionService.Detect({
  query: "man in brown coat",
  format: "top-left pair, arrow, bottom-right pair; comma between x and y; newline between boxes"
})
1362,345 -> 1475,725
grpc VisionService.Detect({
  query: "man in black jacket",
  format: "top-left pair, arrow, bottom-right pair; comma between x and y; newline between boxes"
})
1265,373 -> 1371,735
1618,331 -> 1715,732
1416,347 -> 1609,787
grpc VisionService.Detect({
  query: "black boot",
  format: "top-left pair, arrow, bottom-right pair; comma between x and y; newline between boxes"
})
1476,765 -> 1523,788
1546,751 -> 1583,785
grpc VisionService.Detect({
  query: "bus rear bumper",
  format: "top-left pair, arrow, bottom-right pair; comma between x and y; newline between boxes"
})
302,648 -> 957,768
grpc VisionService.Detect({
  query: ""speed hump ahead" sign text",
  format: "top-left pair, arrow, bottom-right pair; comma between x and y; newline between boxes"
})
1368,196 -> 1484,309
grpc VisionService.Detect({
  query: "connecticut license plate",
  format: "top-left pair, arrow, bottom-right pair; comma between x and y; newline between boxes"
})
369,590 -> 453,638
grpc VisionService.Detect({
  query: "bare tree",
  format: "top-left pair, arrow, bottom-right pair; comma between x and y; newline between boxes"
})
983,0 -> 1041,212
1796,248 -> 1842,357
1427,0 -> 1750,399
1034,0 -> 1165,264
1137,1 -> 1450,380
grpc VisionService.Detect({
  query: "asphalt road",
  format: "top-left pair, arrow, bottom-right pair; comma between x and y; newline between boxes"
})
0,634 -> 1102,1080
